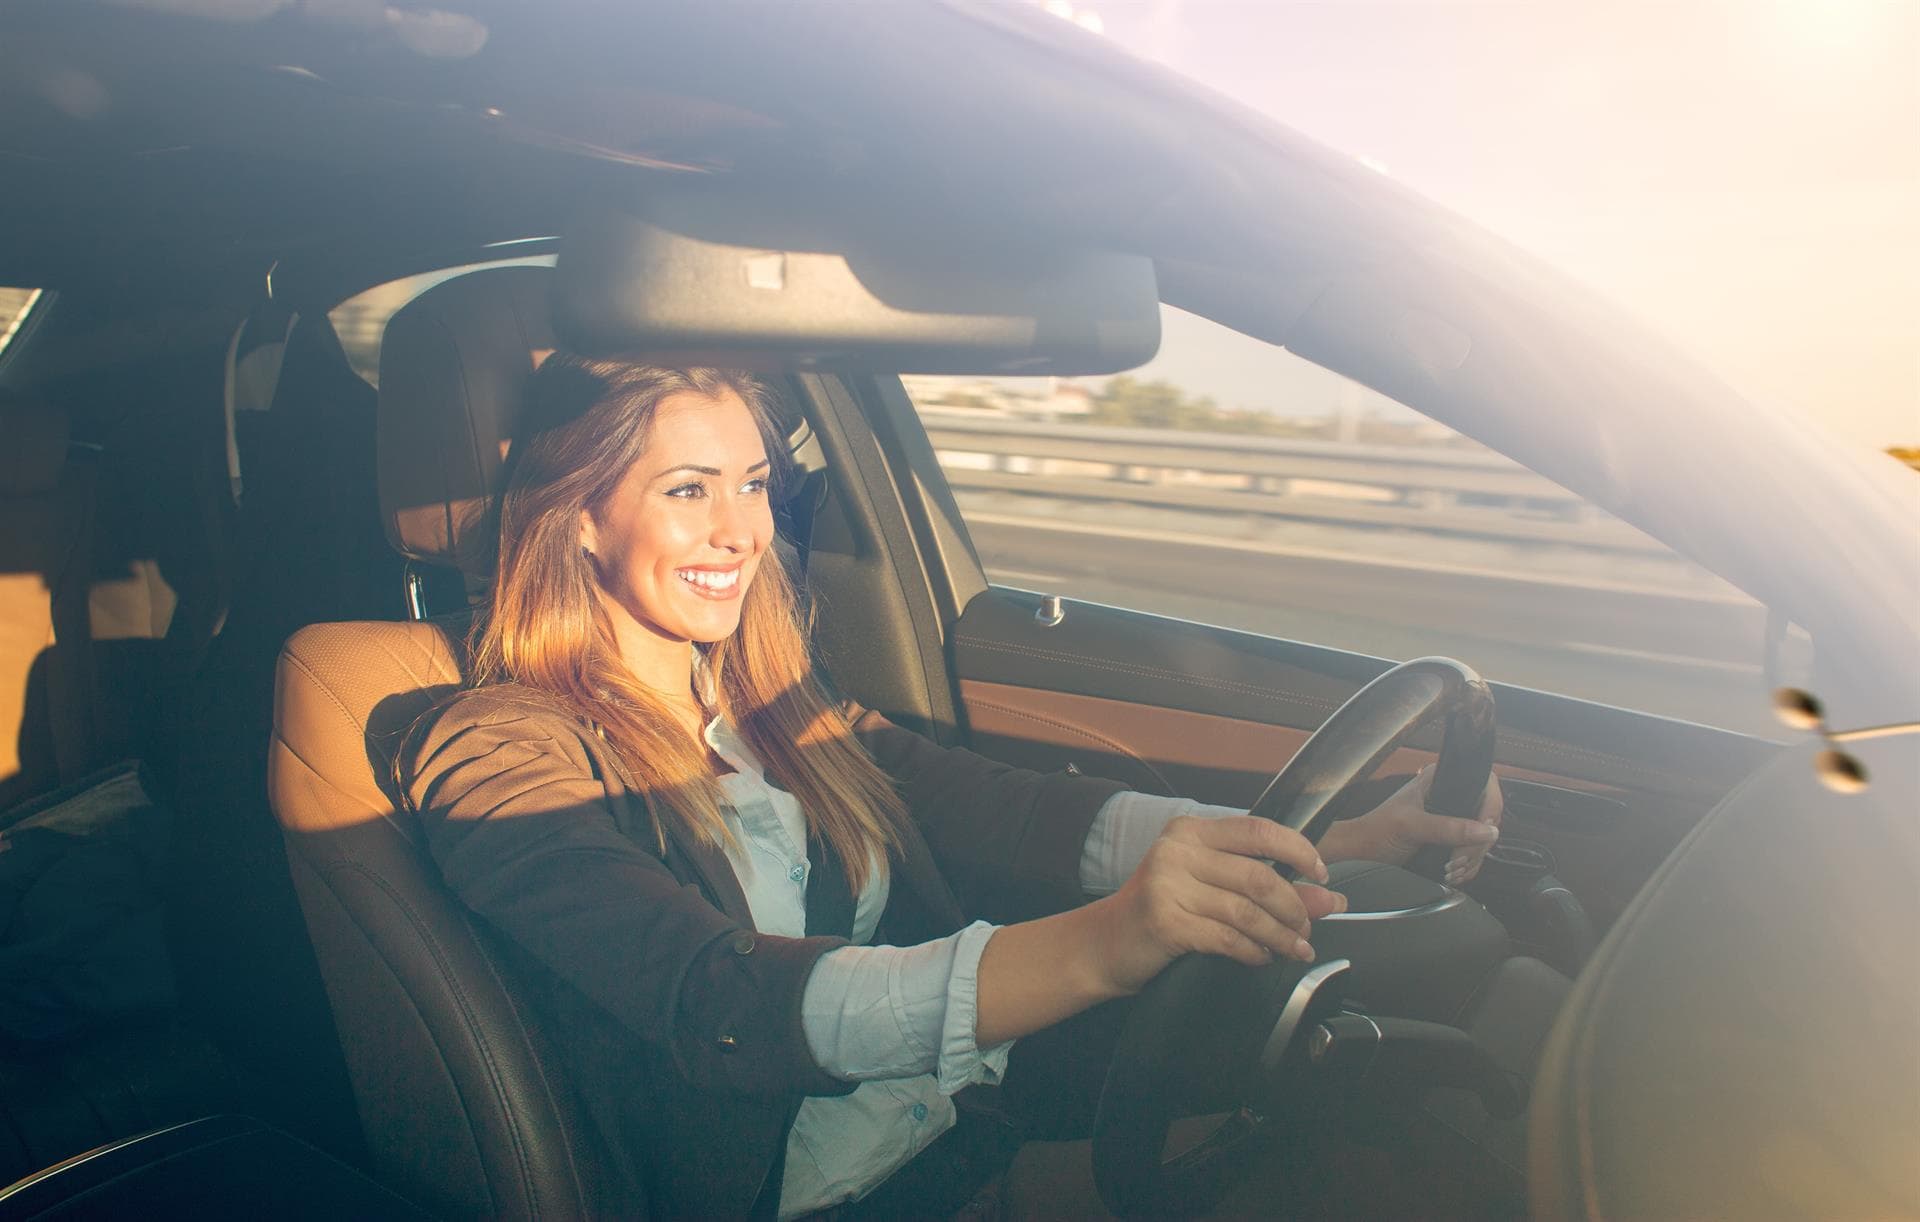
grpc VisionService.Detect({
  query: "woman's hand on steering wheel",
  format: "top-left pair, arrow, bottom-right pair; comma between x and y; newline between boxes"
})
1091,816 -> 1349,997
1317,765 -> 1504,884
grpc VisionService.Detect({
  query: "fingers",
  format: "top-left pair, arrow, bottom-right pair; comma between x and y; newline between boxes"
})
1166,814 -> 1328,883
1403,810 -> 1500,849
1133,824 -> 1349,968
1175,880 -> 1346,965
1447,775 -> 1506,883
1180,845 -> 1340,938
1177,884 -> 1318,963
1294,882 -> 1347,920
1478,773 -> 1505,826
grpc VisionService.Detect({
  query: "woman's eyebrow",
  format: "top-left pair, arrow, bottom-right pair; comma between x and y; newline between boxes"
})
653,458 -> 772,479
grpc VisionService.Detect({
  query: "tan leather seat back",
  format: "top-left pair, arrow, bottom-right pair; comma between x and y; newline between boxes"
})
0,396 -> 98,807
269,614 -> 634,1221
269,618 -> 461,848
266,267 -> 635,1218
3,382 -> 239,810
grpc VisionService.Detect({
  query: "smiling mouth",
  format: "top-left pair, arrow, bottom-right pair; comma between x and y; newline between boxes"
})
677,566 -> 743,599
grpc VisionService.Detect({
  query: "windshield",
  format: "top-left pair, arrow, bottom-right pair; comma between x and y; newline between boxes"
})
903,305 -> 1792,738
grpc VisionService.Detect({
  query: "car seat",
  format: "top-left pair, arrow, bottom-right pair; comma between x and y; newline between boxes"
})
266,267 -> 640,1218
0,395 -> 97,808
169,308 -> 406,1163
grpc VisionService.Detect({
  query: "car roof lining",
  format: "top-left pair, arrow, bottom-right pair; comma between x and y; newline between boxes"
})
0,0 -> 1393,286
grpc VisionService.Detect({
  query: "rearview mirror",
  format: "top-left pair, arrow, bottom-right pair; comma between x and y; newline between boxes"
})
552,200 -> 1160,375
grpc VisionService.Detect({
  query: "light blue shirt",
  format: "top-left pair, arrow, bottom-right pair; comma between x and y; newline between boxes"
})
704,717 -> 1235,1217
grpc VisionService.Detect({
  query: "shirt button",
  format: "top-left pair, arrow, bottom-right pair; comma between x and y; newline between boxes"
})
788,864 -> 806,883
911,1103 -> 929,1122
717,1033 -> 739,1052
731,932 -> 756,955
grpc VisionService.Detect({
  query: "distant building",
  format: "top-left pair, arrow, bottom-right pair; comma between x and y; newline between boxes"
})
900,375 -> 1010,416
1040,380 -> 1094,420
903,375 -> 1095,423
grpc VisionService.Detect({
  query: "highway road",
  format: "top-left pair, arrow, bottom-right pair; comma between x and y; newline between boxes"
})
963,513 -> 1783,740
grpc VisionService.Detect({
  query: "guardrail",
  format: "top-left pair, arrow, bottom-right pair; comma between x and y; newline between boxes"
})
920,411 -> 1668,555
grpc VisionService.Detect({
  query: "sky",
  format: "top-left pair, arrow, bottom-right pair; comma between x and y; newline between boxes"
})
1043,0 -> 1918,449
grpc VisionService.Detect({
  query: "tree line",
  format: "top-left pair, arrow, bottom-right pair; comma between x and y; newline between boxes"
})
1087,375 -> 1316,437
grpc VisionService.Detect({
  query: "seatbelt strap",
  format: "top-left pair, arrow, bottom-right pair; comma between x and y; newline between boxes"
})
221,307 -> 297,504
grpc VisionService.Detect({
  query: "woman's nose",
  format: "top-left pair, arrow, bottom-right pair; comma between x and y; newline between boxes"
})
710,494 -> 758,552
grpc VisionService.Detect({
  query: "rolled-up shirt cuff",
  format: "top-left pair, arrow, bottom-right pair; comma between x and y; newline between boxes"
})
936,920 -> 1012,1094
800,921 -> 1011,1090
1080,791 -> 1244,896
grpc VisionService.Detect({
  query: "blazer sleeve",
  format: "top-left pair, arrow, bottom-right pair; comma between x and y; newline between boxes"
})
848,705 -> 1127,923
404,695 -> 854,1101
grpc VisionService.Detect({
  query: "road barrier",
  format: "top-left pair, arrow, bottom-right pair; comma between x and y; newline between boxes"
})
920,412 -> 1669,555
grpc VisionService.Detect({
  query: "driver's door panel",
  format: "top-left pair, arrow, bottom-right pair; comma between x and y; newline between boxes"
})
950,587 -> 1776,930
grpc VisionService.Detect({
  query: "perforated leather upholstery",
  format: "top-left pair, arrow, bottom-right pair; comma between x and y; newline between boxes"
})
267,268 -> 637,1218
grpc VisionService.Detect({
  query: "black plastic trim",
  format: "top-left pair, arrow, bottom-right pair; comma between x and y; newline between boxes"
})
855,375 -> 988,632
790,374 -> 959,743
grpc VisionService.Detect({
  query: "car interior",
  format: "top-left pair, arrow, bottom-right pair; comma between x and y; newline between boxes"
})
0,246 -> 1772,1218
2,4 -> 1914,1220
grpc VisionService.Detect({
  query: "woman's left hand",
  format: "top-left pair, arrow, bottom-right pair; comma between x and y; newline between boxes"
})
1317,765 -> 1503,884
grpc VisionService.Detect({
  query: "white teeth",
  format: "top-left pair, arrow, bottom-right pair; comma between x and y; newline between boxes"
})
678,568 -> 740,592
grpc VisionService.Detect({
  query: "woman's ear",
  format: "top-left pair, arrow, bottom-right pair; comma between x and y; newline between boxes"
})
578,509 -> 599,559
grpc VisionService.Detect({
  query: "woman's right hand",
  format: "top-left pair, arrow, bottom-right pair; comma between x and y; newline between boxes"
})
1090,815 -> 1348,997
974,817 -> 1349,1046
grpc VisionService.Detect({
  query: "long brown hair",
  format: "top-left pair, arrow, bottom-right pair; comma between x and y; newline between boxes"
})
469,354 -> 902,886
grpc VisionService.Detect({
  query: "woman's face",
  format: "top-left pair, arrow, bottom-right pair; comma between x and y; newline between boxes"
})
580,388 -> 774,669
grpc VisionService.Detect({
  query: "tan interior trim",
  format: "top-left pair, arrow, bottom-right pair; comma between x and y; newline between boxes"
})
964,693 -> 1180,795
960,679 -> 1620,793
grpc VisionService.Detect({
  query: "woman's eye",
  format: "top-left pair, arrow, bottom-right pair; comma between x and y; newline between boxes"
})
742,477 -> 770,496
665,481 -> 707,499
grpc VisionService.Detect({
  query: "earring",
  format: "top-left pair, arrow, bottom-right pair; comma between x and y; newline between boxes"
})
581,546 -> 592,560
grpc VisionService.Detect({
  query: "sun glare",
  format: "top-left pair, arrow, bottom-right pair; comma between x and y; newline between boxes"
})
1041,0 -> 1105,36
1771,0 -> 1887,56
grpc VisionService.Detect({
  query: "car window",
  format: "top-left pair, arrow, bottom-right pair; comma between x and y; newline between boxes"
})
0,287 -> 43,360
904,305 -> 1774,736
329,254 -> 555,387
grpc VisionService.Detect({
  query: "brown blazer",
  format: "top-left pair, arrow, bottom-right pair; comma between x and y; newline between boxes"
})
401,683 -> 1124,1219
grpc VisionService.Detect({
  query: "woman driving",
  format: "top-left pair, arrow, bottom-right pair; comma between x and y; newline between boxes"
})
401,356 -> 1502,1218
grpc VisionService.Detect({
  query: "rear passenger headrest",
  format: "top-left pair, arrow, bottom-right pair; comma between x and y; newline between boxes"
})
376,265 -> 555,580
0,397 -> 71,496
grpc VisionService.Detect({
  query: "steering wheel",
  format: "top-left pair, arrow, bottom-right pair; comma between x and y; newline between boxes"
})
1090,656 -> 1496,1217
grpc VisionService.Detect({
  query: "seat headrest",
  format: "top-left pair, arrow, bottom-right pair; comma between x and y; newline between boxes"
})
376,265 -> 554,578
0,397 -> 70,496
